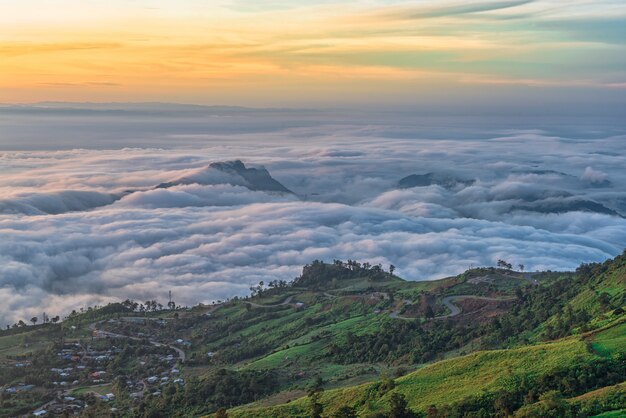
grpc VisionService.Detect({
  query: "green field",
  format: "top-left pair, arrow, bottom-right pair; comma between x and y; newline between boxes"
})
591,322 -> 626,357
227,336 -> 595,417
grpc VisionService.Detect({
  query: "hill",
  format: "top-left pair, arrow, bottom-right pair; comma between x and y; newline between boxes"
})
0,253 -> 624,417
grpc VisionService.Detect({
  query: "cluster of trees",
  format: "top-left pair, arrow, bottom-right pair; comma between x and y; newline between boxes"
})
496,259 -> 525,271
5,314 -> 61,330
327,320 -> 475,365
120,298 -> 175,312
249,279 -> 291,297
294,259 -> 393,289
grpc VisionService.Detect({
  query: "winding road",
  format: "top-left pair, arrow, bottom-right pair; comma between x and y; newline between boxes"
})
435,295 -> 516,319
390,294 -> 516,320
246,295 -> 295,308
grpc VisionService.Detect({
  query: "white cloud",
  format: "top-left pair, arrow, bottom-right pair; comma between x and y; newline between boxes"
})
0,108 -> 625,326
581,166 -> 609,184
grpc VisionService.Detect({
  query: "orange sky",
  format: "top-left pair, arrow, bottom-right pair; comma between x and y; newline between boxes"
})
1,0 -> 624,106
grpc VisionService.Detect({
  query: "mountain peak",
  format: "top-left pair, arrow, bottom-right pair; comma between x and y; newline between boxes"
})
157,160 -> 293,194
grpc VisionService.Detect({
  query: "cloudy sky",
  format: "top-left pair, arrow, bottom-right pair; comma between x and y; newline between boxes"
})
0,1 -> 625,326
1,0 -> 625,111
0,106 -> 625,326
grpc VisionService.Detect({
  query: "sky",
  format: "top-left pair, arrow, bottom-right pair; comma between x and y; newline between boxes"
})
1,0 -> 626,110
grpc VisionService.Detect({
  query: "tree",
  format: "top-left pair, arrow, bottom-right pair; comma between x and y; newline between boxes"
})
497,259 -> 513,270
389,392 -> 413,418
333,405 -> 357,418
309,392 -> 323,418
494,392 -> 515,416
308,375 -> 324,396
518,264 -> 525,272
425,306 -> 434,319
51,316 -> 60,324
426,405 -> 438,418
30,317 -> 38,326
379,373 -> 396,394
215,408 -> 228,418
598,292 -> 611,310
389,264 -> 396,275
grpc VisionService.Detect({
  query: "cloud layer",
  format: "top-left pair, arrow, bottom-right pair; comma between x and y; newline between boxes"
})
0,107 -> 625,326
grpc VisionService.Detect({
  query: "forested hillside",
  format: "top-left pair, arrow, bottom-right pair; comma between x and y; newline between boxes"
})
1,253 -> 624,417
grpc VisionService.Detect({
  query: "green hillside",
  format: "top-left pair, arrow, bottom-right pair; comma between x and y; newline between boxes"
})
227,327 -> 625,417
1,253 -> 624,417
219,254 -> 625,418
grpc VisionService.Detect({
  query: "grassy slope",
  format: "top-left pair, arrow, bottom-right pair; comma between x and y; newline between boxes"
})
221,258 -> 626,418
571,256 -> 626,313
226,336 -> 595,417
591,322 -> 626,357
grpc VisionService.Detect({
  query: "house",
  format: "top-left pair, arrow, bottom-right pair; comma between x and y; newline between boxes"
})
147,376 -> 158,384
32,410 -> 47,416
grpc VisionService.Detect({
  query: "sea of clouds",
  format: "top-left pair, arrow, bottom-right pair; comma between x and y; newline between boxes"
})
1,105 -> 625,326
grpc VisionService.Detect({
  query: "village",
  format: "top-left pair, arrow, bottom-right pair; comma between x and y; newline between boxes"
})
1,314 -> 189,417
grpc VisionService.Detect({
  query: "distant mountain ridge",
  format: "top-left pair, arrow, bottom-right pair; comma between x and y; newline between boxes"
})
398,172 -> 475,190
0,160 -> 292,215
